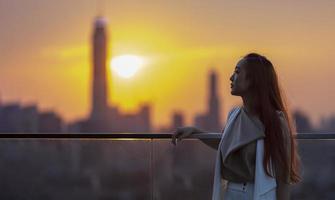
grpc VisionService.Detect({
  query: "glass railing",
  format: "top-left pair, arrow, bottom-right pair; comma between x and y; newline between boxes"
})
0,133 -> 334,199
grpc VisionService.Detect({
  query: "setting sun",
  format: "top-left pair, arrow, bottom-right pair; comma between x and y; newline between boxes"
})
110,55 -> 144,78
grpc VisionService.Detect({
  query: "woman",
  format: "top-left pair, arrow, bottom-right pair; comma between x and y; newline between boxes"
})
172,53 -> 301,200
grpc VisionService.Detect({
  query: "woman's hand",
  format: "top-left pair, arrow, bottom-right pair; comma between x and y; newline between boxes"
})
171,126 -> 201,145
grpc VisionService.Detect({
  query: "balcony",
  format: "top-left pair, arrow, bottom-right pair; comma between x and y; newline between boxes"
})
0,133 -> 334,199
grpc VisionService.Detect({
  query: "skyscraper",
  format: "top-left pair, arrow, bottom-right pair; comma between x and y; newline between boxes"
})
194,69 -> 222,132
207,70 -> 221,131
172,111 -> 184,130
90,17 -> 108,122
78,16 -> 152,133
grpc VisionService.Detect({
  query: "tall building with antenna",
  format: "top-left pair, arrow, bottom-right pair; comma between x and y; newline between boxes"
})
207,70 -> 221,131
194,69 -> 222,132
76,16 -> 151,133
90,16 -> 108,123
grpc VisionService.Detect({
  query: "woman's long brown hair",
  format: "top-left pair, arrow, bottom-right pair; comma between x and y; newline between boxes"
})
243,53 -> 301,184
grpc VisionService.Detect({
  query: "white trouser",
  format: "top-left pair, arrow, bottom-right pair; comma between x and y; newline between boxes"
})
224,181 -> 254,200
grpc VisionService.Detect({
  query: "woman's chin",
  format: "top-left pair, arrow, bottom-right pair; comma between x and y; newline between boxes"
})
230,90 -> 239,96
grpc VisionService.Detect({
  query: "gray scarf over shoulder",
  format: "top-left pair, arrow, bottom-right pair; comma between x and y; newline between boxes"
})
220,107 -> 265,164
212,107 -> 277,200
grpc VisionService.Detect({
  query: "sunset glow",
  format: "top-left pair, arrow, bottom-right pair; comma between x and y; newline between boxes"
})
111,55 -> 144,78
1,0 -> 335,129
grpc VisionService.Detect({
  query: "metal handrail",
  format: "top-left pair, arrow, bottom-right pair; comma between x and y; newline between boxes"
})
0,133 -> 334,139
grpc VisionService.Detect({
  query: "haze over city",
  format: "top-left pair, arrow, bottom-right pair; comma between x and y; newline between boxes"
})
1,0 -> 335,129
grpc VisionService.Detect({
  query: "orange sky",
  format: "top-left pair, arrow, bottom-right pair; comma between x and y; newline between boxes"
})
1,0 -> 335,129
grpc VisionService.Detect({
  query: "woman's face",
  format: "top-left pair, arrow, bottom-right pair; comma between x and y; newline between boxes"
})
230,58 -> 250,96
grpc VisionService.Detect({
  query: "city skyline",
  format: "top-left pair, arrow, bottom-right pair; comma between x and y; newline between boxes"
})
0,1 -> 334,199
0,15 -> 222,133
1,0 -> 335,129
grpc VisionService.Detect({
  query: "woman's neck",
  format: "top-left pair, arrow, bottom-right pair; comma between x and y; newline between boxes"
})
242,94 -> 257,117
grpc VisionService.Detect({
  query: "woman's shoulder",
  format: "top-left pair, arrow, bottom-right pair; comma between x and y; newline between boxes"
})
227,106 -> 242,119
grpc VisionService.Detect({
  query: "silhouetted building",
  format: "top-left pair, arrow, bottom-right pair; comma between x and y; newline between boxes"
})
21,105 -> 39,133
207,70 -> 221,131
194,69 -> 222,132
0,103 -> 22,132
38,111 -> 63,133
90,16 -> 109,124
138,104 -> 151,132
111,104 -> 151,133
194,114 -> 207,130
0,91 -> 64,133
160,111 -> 186,133
172,112 -> 184,130
67,120 -> 84,133
293,110 -> 313,133
319,115 -> 335,132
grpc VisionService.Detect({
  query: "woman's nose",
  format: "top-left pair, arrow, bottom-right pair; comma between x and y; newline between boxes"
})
230,74 -> 234,81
